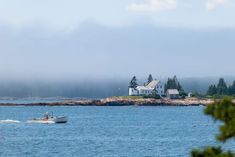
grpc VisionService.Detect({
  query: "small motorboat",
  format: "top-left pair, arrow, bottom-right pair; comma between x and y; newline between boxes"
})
29,112 -> 68,123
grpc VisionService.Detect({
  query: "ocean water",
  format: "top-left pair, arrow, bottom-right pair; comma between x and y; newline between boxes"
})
0,98 -> 65,104
0,106 -> 234,157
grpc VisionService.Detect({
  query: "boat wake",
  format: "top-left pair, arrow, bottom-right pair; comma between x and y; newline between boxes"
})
0,119 -> 55,124
0,119 -> 21,123
26,120 -> 55,124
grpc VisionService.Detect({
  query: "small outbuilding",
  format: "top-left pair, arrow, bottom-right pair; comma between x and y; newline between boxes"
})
166,89 -> 180,99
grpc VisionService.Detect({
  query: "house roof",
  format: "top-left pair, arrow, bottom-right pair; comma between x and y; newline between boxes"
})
146,80 -> 160,88
167,89 -> 179,95
136,86 -> 153,90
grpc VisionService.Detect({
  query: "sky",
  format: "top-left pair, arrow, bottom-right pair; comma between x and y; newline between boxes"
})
0,0 -> 235,80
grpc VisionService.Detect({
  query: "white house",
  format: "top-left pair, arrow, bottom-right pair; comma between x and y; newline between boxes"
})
129,80 -> 165,96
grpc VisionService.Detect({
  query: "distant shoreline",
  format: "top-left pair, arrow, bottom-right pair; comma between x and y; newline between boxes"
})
0,97 -> 215,106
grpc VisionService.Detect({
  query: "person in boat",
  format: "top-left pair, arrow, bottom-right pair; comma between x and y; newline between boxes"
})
44,112 -> 49,120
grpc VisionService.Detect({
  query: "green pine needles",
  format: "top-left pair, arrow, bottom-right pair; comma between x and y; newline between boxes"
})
191,98 -> 235,157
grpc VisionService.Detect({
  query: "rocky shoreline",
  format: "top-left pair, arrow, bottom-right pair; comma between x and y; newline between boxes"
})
0,97 -> 215,106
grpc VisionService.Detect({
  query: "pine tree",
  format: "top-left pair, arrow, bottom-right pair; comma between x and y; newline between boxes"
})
191,98 -> 235,157
207,85 -> 213,96
129,76 -> 138,89
147,74 -> 153,84
151,87 -> 157,96
207,85 -> 217,96
165,75 -> 185,95
217,78 -> 228,95
212,85 -> 217,95
228,81 -> 235,95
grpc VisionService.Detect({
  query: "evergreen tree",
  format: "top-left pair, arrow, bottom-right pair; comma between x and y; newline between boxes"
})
207,85 -> 213,96
151,87 -> 157,96
129,76 -> 138,89
228,81 -> 235,95
146,87 -> 160,99
217,78 -> 228,95
147,74 -> 153,84
191,98 -> 235,157
165,75 -> 185,95
213,85 -> 217,95
207,85 -> 217,96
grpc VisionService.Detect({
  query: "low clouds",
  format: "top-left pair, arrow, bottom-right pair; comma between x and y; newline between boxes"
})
127,0 -> 177,12
205,0 -> 229,10
0,23 -> 235,79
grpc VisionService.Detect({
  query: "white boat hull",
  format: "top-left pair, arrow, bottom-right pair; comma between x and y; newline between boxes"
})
28,116 -> 68,124
50,116 -> 68,123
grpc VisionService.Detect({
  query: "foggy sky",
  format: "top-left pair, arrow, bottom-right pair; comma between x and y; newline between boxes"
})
0,0 -> 235,81
0,23 -> 235,80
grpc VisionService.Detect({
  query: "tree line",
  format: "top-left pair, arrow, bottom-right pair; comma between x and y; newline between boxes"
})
207,78 -> 235,96
130,76 -> 235,97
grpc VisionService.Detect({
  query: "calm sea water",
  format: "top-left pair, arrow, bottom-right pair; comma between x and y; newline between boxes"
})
0,98 -> 65,104
0,106 -> 234,157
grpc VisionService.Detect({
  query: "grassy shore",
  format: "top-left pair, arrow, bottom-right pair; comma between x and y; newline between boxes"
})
118,96 -> 144,99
